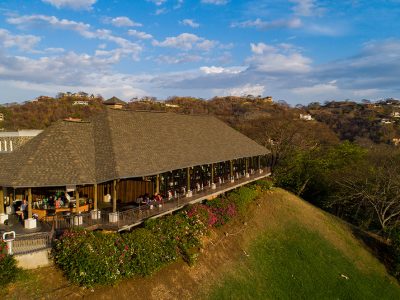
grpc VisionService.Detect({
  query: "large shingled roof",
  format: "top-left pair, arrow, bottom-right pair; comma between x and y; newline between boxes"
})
0,109 -> 269,188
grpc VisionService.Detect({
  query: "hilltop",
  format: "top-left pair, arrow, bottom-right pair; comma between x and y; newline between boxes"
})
5,188 -> 399,299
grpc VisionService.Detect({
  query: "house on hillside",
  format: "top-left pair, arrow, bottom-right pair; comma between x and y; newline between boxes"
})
263,96 -> 273,103
381,118 -> 393,124
299,113 -> 314,121
392,112 -> 400,118
103,96 -> 126,109
165,103 -> 180,108
393,138 -> 400,146
0,109 -> 270,229
72,100 -> 89,106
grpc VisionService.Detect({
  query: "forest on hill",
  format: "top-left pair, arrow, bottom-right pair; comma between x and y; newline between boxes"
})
3,94 -> 400,279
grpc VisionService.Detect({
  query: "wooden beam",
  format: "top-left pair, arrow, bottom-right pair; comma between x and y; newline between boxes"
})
211,163 -> 214,183
258,156 -> 261,170
0,187 -> 4,215
245,158 -> 249,174
187,167 -> 190,191
155,174 -> 160,194
75,189 -> 80,212
113,179 -> 117,213
28,188 -> 32,219
230,160 -> 234,178
93,183 -> 98,210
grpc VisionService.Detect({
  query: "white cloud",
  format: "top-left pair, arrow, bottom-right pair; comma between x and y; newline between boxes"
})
127,29 -> 153,40
106,16 -> 142,27
224,84 -> 265,97
153,33 -> 217,51
180,19 -> 200,28
7,15 -> 142,60
0,29 -> 41,51
292,81 -> 338,95
155,53 -> 203,64
155,8 -> 168,15
147,0 -> 167,5
247,42 -> 312,74
7,14 -> 91,33
42,0 -> 97,10
201,0 -> 228,5
290,0 -> 325,17
231,18 -> 302,30
200,66 -> 244,74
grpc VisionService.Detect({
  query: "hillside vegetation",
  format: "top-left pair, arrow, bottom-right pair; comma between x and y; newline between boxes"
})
4,188 -> 399,299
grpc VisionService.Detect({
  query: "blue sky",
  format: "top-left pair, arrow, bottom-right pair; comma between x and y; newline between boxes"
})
0,0 -> 399,104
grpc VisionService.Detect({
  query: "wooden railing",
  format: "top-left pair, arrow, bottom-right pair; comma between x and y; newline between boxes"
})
46,167 -> 270,232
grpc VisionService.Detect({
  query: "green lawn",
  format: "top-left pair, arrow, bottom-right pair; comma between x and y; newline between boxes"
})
208,223 -> 400,300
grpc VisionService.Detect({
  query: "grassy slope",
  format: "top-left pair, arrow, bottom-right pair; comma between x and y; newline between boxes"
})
208,189 -> 400,299
4,188 -> 400,299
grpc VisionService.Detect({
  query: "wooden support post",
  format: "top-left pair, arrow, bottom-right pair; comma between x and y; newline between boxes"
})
230,160 -> 234,178
27,188 -> 32,219
245,158 -> 249,174
186,167 -> 190,191
155,174 -> 160,194
0,187 -> 4,215
93,183 -> 98,210
113,179 -> 117,213
211,163 -> 214,183
258,156 -> 261,170
75,189 -> 80,212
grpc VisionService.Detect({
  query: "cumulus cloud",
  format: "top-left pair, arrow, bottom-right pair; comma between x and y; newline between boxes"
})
7,14 -> 91,33
224,84 -> 265,97
153,33 -> 217,51
7,14 -> 142,60
147,0 -> 167,5
106,16 -> 142,27
200,66 -> 244,74
247,42 -> 312,74
290,0 -> 324,17
42,0 -> 97,10
231,18 -> 302,30
127,29 -> 153,40
201,0 -> 228,5
0,29 -> 41,51
180,19 -> 200,28
155,53 -> 203,64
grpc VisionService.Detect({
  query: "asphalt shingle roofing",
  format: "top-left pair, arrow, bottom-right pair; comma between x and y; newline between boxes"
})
0,109 -> 269,188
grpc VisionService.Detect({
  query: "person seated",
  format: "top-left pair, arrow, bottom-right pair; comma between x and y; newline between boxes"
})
167,190 -> 173,200
154,193 -> 163,204
20,199 -> 28,220
55,197 -> 62,209
49,196 -> 55,208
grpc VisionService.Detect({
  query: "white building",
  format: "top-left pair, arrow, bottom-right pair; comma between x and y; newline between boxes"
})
299,114 -> 314,121
0,130 -> 43,153
392,112 -> 400,118
72,100 -> 89,106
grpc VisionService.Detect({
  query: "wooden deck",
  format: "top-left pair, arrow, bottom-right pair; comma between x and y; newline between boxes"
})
1,169 -> 270,255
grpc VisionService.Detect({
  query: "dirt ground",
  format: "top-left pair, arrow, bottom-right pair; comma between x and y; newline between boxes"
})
3,188 -> 394,299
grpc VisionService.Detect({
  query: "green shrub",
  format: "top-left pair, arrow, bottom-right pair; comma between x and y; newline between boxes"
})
120,228 -> 173,276
53,230 -> 122,286
228,186 -> 260,216
0,240 -> 20,287
52,181 -> 268,287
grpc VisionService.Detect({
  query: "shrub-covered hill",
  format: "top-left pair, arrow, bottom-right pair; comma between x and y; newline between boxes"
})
4,188 -> 400,299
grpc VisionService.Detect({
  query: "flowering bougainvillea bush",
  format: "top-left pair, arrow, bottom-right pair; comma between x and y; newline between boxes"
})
0,240 -> 20,287
52,181 -> 271,287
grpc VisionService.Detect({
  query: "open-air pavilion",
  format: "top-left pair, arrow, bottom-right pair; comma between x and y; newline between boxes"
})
0,108 -> 270,235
